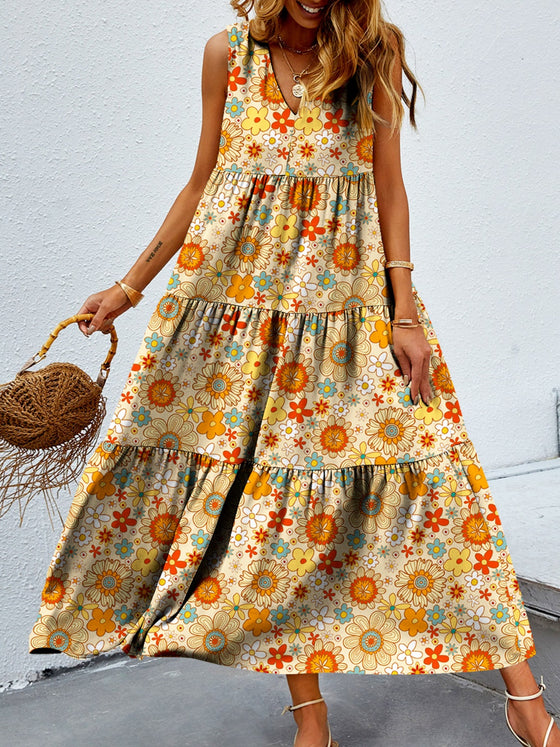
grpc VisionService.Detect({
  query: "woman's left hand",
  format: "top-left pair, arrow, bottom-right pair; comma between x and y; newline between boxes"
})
391,326 -> 434,405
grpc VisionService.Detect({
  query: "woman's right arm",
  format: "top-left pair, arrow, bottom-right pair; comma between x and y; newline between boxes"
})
80,29 -> 228,336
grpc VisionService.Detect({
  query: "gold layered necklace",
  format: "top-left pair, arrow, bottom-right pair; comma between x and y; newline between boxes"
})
276,35 -> 317,99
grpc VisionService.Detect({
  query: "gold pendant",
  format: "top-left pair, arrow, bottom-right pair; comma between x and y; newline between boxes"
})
292,82 -> 305,98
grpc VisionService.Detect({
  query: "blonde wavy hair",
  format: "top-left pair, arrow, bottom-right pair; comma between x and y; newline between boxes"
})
230,0 -> 420,134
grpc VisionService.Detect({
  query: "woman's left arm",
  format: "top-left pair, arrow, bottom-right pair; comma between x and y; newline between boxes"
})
372,45 -> 433,405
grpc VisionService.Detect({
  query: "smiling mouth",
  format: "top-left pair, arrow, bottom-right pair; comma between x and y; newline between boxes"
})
297,1 -> 326,15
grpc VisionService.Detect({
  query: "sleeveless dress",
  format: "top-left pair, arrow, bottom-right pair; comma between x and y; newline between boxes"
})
30,22 -> 535,675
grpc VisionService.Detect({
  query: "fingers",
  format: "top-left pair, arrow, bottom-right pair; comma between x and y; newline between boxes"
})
410,352 -> 433,406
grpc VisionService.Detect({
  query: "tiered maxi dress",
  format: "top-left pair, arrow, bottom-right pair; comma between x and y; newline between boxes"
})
30,22 -> 535,675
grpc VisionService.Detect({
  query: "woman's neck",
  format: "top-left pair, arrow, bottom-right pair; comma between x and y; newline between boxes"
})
276,15 -> 318,50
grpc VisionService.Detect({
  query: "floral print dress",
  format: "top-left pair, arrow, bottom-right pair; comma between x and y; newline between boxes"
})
30,22 -> 535,675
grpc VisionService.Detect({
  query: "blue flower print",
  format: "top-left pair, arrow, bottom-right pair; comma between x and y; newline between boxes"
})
346,529 -> 366,549
271,539 -> 290,558
225,342 -> 244,361
351,666 -> 366,674
228,26 -> 242,47
144,332 -> 164,352
398,388 -> 414,406
270,605 -> 290,625
318,378 -> 337,398
305,453 -> 324,469
253,271 -> 273,291
114,605 -> 133,624
317,269 -> 336,289
427,539 -> 447,559
191,530 -> 210,549
114,539 -> 134,559
167,273 -> 180,290
179,603 -> 198,624
225,96 -> 245,118
304,316 -> 324,336
491,531 -> 507,551
253,204 -> 272,226
335,604 -> 354,623
491,604 -> 510,623
341,162 -> 359,178
132,407 -> 151,427
178,468 -> 192,486
426,605 -> 446,625
427,469 -> 446,488
330,197 -> 349,216
224,408 -> 244,427
114,469 -> 133,489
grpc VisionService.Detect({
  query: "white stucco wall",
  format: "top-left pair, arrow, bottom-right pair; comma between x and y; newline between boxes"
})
0,0 -> 558,688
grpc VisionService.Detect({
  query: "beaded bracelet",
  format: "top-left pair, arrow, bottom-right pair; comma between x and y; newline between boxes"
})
115,280 -> 144,307
385,260 -> 414,271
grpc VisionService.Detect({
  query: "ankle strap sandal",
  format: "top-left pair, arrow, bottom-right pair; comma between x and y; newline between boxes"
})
504,677 -> 556,747
282,697 -> 338,747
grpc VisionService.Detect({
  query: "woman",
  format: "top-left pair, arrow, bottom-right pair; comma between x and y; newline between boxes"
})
30,1 -> 558,746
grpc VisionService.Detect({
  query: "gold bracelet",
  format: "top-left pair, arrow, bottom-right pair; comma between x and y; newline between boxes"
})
391,318 -> 420,328
385,260 -> 414,271
115,280 -> 144,307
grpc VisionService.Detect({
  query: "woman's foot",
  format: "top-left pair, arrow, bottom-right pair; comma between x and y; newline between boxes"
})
291,698 -> 330,747
506,696 -> 560,747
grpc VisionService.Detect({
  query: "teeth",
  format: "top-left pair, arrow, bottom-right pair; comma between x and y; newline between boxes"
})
300,2 -> 322,13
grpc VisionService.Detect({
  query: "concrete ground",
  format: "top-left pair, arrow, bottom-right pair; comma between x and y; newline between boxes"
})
0,654 -> 538,747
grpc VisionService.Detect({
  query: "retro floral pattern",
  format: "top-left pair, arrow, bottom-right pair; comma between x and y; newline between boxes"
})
30,21 -> 534,674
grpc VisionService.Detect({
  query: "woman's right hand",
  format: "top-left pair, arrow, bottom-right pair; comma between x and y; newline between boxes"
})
77,285 -> 132,336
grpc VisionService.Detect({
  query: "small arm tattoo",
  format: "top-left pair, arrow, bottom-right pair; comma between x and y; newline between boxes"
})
146,240 -> 163,262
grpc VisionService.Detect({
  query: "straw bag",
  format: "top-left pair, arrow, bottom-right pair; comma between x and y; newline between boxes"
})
0,313 -> 118,522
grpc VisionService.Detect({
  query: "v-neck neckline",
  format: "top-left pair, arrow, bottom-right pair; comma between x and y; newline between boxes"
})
254,35 -> 304,118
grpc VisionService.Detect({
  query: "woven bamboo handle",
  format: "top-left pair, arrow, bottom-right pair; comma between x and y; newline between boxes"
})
18,314 -> 118,389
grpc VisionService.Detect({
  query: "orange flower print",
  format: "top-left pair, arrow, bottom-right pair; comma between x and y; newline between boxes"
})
267,643 -> 293,669
343,569 -> 385,609
369,318 -> 391,348
86,470 -> 116,500
312,415 -> 356,457
301,215 -> 325,241
324,108 -> 349,133
276,352 -> 315,398
453,640 -> 500,672
474,549 -> 499,576
331,236 -> 363,274
467,463 -> 489,492
86,608 -> 116,637
244,471 -> 272,501
228,65 -> 247,91
143,372 -> 181,412
272,108 -> 295,133
193,575 -> 225,608
444,400 -> 462,423
196,411 -> 226,439
424,644 -> 449,670
286,179 -> 323,212
432,361 -> 455,397
177,237 -> 207,272
41,575 -> 66,607
296,639 -> 346,673
243,607 -> 272,636
225,273 -> 255,303
399,470 -> 428,500
398,608 -> 428,636
296,503 -> 344,549
163,549 -> 187,576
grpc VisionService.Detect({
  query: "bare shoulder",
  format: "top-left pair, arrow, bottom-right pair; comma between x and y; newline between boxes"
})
204,29 -> 229,66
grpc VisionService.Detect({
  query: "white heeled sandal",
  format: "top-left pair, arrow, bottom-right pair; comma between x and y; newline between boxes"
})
504,676 -> 556,747
282,697 -> 339,747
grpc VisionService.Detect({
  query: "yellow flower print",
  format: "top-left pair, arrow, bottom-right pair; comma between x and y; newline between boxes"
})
242,106 -> 270,135
377,593 -> 409,620
440,614 -> 471,643
270,213 -> 299,241
241,350 -> 271,380
285,614 -> 314,643
288,548 -> 316,577
197,410 -> 226,439
86,470 -> 116,500
193,361 -> 244,407
266,280 -> 298,310
128,476 -> 159,508
440,478 -> 471,507
176,395 -> 207,423
223,593 -> 253,620
286,477 -> 306,507
294,106 -> 322,135
244,471 -> 272,501
226,274 -> 255,303
444,548 -> 473,577
131,547 -> 160,577
414,396 -> 443,425
262,395 -> 287,425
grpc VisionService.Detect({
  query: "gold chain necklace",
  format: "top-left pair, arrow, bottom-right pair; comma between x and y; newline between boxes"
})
277,36 -> 316,99
277,34 -> 318,55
